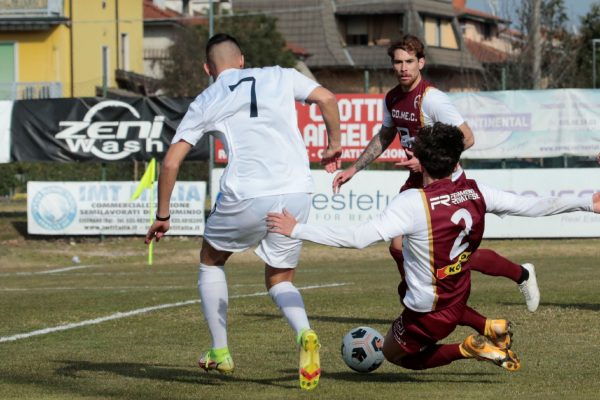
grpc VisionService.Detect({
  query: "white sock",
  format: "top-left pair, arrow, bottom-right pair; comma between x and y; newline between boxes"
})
198,264 -> 228,349
268,281 -> 310,338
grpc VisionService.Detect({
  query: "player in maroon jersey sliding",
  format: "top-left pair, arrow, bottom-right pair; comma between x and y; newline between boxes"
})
333,35 -> 540,317
268,122 -> 599,371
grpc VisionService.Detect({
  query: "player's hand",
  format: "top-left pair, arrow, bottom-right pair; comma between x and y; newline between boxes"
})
267,208 -> 297,236
593,192 -> 600,213
596,152 -> 600,165
394,149 -> 422,173
145,220 -> 170,244
332,166 -> 357,194
321,145 -> 342,173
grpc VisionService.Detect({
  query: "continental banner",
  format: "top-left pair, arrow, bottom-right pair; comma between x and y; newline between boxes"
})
218,89 -> 600,162
11,97 -> 206,162
27,181 -> 206,235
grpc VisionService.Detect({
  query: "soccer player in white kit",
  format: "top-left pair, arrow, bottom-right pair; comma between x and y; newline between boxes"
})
268,122 -> 599,372
145,34 -> 342,390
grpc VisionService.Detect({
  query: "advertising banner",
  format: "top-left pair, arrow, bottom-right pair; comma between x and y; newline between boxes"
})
212,168 -> 600,238
0,100 -> 12,163
216,89 -> 600,162
28,181 -> 206,235
11,97 -> 205,162
453,89 -> 600,159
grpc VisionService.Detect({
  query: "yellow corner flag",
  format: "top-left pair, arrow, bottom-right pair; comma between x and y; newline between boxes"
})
130,158 -> 156,201
130,158 -> 157,265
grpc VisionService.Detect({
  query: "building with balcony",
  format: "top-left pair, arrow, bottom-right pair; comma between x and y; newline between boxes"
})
0,0 -> 144,99
232,0 -> 483,93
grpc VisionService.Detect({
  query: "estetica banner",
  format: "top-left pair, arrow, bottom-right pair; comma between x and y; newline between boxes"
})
210,168 -> 600,238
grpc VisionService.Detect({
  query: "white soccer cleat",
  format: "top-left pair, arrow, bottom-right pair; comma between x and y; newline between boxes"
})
518,263 -> 539,312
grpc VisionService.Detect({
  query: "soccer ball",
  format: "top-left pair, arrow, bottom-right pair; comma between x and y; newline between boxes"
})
340,326 -> 385,373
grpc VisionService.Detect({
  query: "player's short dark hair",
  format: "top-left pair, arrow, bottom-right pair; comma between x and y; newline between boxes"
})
413,122 -> 464,179
205,33 -> 242,60
387,34 -> 425,59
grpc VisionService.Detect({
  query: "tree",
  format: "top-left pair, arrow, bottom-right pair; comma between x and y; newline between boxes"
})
574,4 -> 600,88
483,0 -> 577,90
160,14 -> 296,97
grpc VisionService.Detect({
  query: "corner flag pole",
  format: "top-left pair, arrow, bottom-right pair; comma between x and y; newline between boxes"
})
130,158 -> 157,266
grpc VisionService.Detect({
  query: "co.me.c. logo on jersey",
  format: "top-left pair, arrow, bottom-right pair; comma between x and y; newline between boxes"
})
55,100 -> 165,161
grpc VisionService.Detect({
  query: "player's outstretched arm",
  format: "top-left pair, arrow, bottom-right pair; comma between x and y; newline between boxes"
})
332,125 -> 396,193
458,122 -> 475,150
306,87 -> 342,173
593,192 -> 600,213
145,140 -> 192,244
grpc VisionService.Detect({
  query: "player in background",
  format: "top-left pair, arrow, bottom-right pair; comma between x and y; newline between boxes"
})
268,122 -> 599,372
332,35 -> 540,315
145,33 -> 342,390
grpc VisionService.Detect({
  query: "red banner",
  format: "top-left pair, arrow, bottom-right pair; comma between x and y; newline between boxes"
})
215,94 -> 405,163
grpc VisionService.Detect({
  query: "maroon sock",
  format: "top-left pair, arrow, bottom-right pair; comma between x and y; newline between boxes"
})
468,249 -> 522,282
399,344 -> 463,370
459,305 -> 486,334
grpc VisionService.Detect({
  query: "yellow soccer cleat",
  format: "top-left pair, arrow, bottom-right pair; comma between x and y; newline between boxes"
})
484,319 -> 513,350
198,347 -> 235,374
460,334 -> 521,372
298,329 -> 321,390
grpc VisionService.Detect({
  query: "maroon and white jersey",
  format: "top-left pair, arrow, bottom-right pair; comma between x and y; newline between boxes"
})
382,79 -> 465,190
291,179 -> 594,313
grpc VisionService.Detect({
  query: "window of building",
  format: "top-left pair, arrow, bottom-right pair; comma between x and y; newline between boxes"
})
0,42 -> 16,100
346,16 -> 368,45
423,16 -> 459,49
120,33 -> 130,70
102,45 -> 110,89
483,23 -> 493,40
340,14 -> 403,46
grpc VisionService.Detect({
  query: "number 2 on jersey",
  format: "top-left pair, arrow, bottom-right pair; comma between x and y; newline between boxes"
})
229,77 -> 258,117
449,208 -> 472,260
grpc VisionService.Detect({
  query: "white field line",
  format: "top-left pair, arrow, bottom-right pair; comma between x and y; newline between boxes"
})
0,264 -> 98,276
0,286 -> 191,292
0,283 -> 265,292
0,282 -> 349,343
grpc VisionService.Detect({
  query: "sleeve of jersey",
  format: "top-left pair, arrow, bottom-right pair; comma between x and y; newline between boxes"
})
290,192 -> 415,248
423,89 -> 464,126
289,68 -> 321,102
479,183 -> 594,218
382,101 -> 394,127
170,97 -> 207,146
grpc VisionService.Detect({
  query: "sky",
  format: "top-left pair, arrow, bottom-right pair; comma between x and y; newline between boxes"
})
467,0 -> 599,30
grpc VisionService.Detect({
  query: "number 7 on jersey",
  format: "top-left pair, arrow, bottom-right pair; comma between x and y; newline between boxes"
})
229,77 -> 258,117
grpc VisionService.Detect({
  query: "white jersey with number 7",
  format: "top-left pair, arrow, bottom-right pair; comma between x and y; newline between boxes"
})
172,66 -> 320,200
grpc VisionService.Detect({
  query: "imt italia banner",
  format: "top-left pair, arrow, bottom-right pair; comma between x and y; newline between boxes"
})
27,181 -> 206,235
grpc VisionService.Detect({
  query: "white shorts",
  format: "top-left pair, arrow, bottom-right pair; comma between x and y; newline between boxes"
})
203,192 -> 311,268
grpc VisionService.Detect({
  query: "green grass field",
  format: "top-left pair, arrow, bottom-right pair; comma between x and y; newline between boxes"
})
1,206 -> 600,399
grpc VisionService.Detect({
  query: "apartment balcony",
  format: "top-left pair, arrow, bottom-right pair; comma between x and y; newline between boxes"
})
0,82 -> 63,101
0,0 -> 67,31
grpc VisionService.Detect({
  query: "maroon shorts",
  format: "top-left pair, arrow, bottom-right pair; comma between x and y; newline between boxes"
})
391,300 -> 466,355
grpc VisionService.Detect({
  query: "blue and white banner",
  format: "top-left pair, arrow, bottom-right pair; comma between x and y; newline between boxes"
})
27,181 -> 206,235
0,101 -> 12,163
454,89 -> 600,159
211,168 -> 600,238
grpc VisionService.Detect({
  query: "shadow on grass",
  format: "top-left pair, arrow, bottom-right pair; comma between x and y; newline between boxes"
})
500,301 -> 600,311
54,359 -> 296,389
243,312 -> 391,326
281,368 -> 499,384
